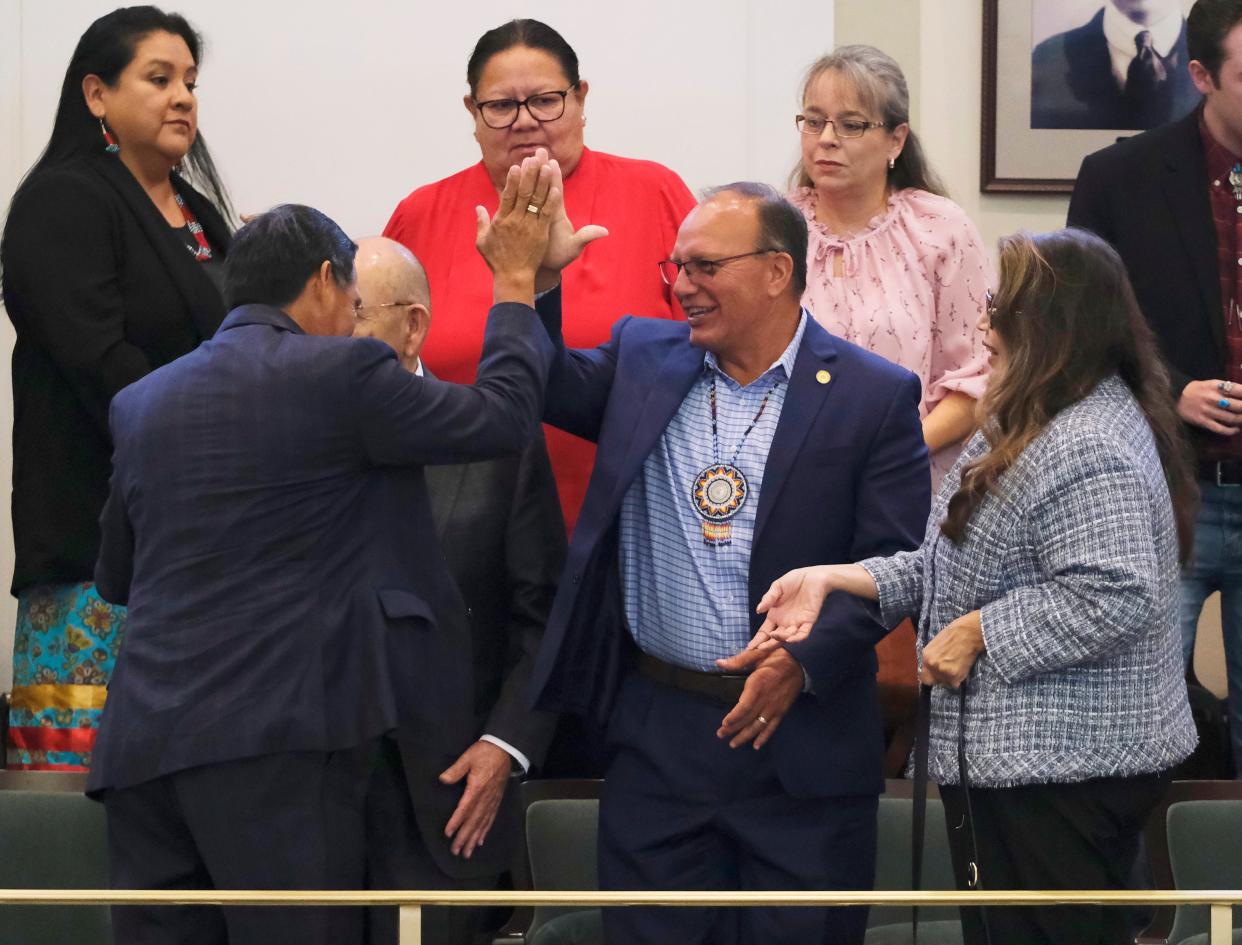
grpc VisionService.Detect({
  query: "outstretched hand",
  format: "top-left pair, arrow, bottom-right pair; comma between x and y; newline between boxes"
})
749,566 -> 838,646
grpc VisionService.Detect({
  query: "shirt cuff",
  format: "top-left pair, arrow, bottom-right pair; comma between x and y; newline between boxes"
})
480,734 -> 530,774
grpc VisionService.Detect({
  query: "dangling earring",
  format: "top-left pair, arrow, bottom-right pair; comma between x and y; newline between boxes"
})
888,157 -> 895,170
100,118 -> 119,154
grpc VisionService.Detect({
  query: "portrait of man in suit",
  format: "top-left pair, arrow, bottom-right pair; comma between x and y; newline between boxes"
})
352,235 -> 567,945
529,183 -> 930,945
1031,0 -> 1201,129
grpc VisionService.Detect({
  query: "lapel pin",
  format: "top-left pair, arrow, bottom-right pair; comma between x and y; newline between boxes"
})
816,370 -> 831,385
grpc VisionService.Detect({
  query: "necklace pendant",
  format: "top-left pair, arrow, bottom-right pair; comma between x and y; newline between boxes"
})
691,463 -> 748,548
1230,163 -> 1242,201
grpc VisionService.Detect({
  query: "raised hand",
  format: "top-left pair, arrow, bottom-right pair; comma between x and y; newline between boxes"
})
539,158 -> 608,276
475,148 -> 555,304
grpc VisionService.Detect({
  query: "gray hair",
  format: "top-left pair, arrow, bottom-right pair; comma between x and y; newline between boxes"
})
790,45 -> 946,197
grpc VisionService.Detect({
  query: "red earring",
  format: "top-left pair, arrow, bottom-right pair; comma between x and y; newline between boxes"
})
100,118 -> 119,153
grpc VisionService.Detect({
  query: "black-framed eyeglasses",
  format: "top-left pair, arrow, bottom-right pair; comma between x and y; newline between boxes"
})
657,250 -> 777,286
473,86 -> 578,129
795,114 -> 888,138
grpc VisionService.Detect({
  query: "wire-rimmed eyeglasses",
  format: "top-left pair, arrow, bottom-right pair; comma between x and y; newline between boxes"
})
657,250 -> 777,286
795,114 -> 888,138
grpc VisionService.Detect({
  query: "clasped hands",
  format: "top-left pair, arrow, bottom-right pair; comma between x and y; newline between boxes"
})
474,147 -> 608,300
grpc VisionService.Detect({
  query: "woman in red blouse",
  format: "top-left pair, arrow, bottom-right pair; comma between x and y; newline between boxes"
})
384,18 -> 695,532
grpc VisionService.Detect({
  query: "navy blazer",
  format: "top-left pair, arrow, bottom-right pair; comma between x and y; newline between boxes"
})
529,289 -> 931,798
87,300 -> 553,796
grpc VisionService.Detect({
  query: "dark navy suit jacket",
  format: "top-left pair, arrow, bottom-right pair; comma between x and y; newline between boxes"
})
529,290 -> 931,799
87,301 -> 553,801
1031,8 -> 1199,130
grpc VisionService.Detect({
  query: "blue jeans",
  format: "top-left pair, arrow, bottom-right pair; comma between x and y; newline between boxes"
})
1179,482 -> 1242,775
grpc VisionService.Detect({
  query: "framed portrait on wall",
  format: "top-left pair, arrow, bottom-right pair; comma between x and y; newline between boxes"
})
982,0 -> 1198,193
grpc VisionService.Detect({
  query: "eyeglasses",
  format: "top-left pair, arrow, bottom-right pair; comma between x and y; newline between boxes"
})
795,114 -> 888,138
657,250 -> 777,286
984,290 -> 997,320
473,86 -> 578,129
354,301 -> 417,322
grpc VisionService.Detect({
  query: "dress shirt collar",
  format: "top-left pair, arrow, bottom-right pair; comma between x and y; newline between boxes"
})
1103,1 -> 1182,60
702,310 -> 808,387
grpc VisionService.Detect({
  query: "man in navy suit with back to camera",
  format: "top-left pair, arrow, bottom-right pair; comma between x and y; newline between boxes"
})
1032,0 -> 1202,129
87,152 -> 571,945
530,182 -> 931,945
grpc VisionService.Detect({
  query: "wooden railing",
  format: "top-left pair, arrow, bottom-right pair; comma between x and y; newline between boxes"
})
2,888 -> 1239,944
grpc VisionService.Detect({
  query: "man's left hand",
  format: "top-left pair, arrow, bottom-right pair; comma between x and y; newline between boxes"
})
920,610 -> 985,688
439,740 -> 513,859
715,647 -> 803,750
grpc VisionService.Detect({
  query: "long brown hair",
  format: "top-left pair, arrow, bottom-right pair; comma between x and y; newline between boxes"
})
788,45 -> 946,197
941,229 -> 1197,561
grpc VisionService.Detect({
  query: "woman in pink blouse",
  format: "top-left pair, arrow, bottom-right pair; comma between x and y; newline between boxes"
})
790,45 -> 992,482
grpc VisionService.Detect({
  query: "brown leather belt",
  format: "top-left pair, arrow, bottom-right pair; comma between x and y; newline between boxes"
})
1199,459 -> 1242,486
636,652 -> 747,705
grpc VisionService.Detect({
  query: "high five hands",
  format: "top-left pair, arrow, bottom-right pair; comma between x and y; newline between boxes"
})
474,147 -> 607,302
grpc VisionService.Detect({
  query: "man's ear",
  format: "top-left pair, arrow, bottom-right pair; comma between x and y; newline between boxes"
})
768,252 -> 794,300
1190,59 -> 1218,96
405,303 -> 431,363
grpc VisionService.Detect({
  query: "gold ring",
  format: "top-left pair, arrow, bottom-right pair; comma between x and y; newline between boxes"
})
525,203 -> 540,214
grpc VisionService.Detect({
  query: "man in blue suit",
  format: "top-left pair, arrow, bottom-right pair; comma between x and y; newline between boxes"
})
87,157 -> 564,945
529,182 -> 931,945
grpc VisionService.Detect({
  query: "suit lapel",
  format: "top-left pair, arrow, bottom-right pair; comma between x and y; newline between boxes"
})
93,158 -> 225,342
1162,112 -> 1227,361
754,320 -> 839,544
610,342 -> 704,505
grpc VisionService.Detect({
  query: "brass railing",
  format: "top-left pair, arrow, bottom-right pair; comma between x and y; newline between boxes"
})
2,888 -> 1240,944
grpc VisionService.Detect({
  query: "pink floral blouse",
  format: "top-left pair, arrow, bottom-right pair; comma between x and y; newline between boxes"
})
791,186 -> 993,481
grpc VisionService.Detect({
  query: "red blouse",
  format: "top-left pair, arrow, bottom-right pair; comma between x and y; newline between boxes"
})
384,147 -> 696,531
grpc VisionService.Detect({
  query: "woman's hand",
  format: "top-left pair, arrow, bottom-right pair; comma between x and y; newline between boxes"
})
749,566 -> 839,645
920,610 -> 985,688
539,158 -> 608,278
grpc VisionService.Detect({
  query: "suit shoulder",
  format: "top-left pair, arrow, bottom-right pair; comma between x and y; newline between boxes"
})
1081,117 -> 1187,171
820,328 -> 919,389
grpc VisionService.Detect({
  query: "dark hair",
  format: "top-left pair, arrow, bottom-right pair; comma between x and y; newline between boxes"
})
1188,0 -> 1242,83
701,182 -> 809,297
16,6 -> 232,220
466,19 -> 580,97
224,204 -> 357,310
941,228 -> 1197,562
789,45 -> 947,198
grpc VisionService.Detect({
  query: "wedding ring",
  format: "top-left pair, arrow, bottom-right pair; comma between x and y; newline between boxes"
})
756,715 -> 769,726
1227,381 -> 1237,395
525,203 -> 541,214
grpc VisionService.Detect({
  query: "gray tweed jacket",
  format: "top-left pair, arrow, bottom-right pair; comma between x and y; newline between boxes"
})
862,375 -> 1196,787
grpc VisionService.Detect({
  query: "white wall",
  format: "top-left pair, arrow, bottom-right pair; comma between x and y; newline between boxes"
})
0,0 -> 835,689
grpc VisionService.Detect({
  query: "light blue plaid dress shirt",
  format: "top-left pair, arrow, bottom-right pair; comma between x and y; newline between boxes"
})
619,312 -> 807,671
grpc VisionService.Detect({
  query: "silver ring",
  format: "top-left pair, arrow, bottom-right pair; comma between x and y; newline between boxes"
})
756,715 -> 769,726
1227,381 -> 1237,395
525,203 -> 541,215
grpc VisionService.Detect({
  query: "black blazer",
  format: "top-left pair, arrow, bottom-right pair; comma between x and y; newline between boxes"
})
1031,9 -> 1200,130
1,153 -> 230,592
424,433 -> 564,765
412,433 -> 564,876
1067,108 -> 1224,402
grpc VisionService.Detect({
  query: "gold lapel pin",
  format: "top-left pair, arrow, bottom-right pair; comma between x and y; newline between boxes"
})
816,370 -> 831,385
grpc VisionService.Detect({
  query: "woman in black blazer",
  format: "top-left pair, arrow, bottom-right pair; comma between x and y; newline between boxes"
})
1,6 -> 232,770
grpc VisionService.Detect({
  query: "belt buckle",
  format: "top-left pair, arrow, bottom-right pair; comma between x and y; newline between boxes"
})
1218,462 -> 1242,488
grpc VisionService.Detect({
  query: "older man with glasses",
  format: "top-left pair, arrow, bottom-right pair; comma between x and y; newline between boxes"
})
528,182 -> 931,945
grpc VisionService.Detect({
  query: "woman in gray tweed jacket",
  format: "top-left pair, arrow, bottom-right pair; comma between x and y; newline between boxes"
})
748,228 -> 1198,945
